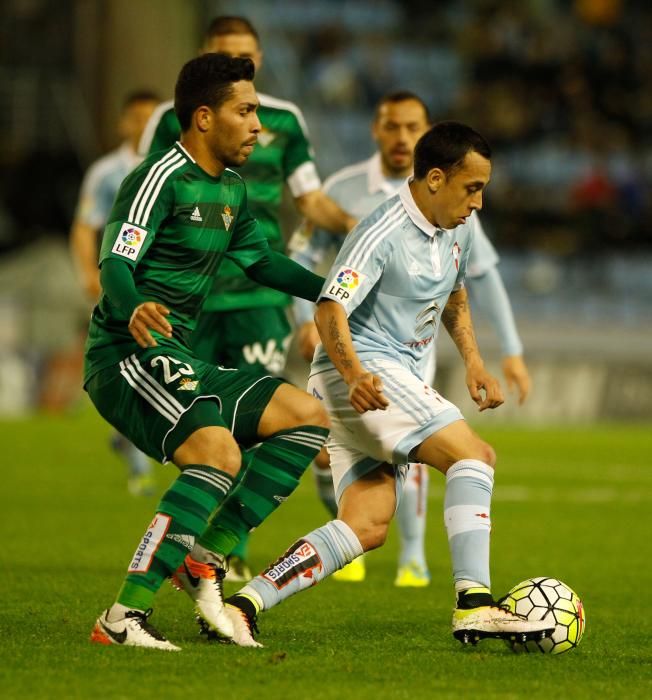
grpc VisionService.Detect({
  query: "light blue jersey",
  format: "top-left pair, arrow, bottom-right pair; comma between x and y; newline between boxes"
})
291,153 -> 498,323
291,153 -> 521,357
75,143 -> 141,229
312,181 -> 477,377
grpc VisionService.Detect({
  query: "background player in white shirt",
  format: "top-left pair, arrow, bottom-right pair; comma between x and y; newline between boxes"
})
224,122 -> 552,648
290,92 -> 530,587
70,90 -> 159,496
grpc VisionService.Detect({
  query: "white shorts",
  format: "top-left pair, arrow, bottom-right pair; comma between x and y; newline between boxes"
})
307,358 -> 464,502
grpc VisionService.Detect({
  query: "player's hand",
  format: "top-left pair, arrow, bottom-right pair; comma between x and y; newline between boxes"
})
466,364 -> 504,412
502,355 -> 531,405
83,271 -> 102,302
129,302 -> 172,348
297,321 -> 320,362
347,372 -> 389,414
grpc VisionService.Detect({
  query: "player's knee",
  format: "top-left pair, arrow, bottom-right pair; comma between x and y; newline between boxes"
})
298,395 -> 330,430
355,521 -> 390,552
452,440 -> 496,469
174,427 -> 242,476
479,441 -> 497,468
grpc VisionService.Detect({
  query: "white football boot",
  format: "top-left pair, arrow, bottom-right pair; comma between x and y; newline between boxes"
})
452,605 -> 554,645
171,554 -> 234,639
91,608 -> 180,651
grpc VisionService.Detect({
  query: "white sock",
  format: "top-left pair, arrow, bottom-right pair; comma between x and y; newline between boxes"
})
396,462 -> 429,568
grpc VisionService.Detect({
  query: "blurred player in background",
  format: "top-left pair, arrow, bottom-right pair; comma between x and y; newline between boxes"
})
290,92 -> 531,587
225,122 -> 552,648
70,89 -> 159,496
88,53 -> 331,651
139,16 -> 356,581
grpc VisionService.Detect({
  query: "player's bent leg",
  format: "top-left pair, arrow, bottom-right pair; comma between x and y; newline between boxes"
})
412,419 -> 496,475
223,465 -> 395,645
198,383 -> 329,567
413,422 -> 552,643
168,426 -> 242,639
256,382 -> 330,437
337,464 -> 397,552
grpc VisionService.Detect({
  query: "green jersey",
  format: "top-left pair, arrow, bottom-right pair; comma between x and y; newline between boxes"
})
140,94 -> 321,311
84,143 -> 268,383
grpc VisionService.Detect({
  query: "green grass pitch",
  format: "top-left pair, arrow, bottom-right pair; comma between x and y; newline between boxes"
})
1,405 -> 651,699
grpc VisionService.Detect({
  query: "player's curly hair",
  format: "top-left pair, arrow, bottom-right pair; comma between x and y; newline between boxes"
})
414,121 -> 491,179
175,53 -> 255,131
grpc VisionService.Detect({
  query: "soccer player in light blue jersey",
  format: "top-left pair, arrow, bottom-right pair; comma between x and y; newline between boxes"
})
224,122 -> 552,648
290,92 -> 530,588
70,90 -> 159,496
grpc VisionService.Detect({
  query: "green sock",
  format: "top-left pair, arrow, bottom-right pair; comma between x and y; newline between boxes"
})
231,533 -> 250,559
199,425 -> 329,556
117,465 -> 233,610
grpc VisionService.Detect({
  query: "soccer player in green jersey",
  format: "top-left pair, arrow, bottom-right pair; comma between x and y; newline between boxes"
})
70,89 -> 160,497
87,53 -> 331,651
139,16 -> 356,581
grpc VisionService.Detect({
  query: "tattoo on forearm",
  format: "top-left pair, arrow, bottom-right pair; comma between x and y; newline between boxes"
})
442,293 -> 478,360
329,316 -> 353,369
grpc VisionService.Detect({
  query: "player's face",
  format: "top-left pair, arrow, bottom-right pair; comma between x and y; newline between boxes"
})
372,100 -> 429,177
119,99 -> 159,149
429,150 -> 491,229
205,80 -> 261,168
203,33 -> 263,70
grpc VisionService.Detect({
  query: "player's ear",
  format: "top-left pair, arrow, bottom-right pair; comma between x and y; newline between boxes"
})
427,168 -> 444,193
195,106 -> 212,133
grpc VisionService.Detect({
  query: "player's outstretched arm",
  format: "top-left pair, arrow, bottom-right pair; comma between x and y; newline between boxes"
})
442,288 -> 504,412
245,249 -> 325,302
100,258 -> 172,348
467,266 -> 531,404
70,220 -> 101,301
315,300 -> 388,414
294,190 -> 357,235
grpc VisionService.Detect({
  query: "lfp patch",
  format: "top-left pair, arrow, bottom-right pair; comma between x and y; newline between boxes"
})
325,266 -> 366,303
336,268 -> 360,288
112,223 -> 148,260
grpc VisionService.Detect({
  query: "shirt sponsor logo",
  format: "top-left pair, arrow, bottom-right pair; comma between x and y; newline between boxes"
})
112,223 -> 148,260
222,204 -> 233,231
262,539 -> 322,589
128,514 -> 171,572
326,267 -> 366,302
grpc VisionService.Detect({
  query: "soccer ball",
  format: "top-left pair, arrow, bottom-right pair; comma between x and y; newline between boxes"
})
501,577 -> 586,654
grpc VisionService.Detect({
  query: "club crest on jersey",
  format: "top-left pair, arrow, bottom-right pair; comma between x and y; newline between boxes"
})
257,127 -> 276,147
112,223 -> 148,260
452,242 -> 461,270
177,377 -> 199,391
222,205 -> 233,231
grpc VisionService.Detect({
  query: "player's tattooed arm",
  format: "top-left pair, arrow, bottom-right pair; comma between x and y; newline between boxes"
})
315,300 -> 388,413
443,288 -> 504,411
442,288 -> 482,368
328,315 -> 353,370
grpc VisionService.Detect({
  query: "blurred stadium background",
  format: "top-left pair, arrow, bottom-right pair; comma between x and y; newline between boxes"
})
0,0 -> 650,423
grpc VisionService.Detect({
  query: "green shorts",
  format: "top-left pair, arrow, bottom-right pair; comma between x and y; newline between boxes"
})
86,346 -> 283,464
192,306 -> 292,375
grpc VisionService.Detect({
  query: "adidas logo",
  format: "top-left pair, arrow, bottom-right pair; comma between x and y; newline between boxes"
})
166,533 -> 195,551
190,206 -> 203,222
